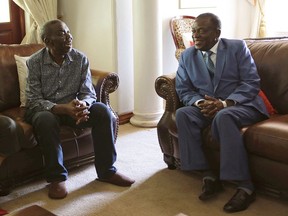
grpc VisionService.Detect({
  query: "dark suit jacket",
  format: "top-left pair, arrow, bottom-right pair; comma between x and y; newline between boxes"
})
176,38 -> 269,117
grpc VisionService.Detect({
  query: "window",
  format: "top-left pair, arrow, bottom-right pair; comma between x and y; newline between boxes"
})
0,0 -> 10,22
0,0 -> 25,44
265,0 -> 288,37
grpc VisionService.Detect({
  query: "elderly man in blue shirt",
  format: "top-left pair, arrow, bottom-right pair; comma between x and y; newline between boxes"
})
25,19 -> 135,199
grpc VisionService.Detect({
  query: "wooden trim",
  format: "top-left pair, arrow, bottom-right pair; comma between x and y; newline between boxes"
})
18,6 -> 26,40
118,112 -> 133,125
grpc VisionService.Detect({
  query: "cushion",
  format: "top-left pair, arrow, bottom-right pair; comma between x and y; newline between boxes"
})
182,32 -> 194,48
258,90 -> 277,115
14,55 -> 30,107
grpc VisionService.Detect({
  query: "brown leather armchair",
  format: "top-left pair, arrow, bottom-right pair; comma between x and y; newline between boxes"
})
155,37 -> 288,198
0,44 -> 119,195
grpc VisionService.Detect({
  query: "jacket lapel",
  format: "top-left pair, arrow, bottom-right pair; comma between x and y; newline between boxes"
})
213,40 -> 226,91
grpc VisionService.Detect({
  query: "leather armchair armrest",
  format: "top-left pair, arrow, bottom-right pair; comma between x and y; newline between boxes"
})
90,69 -> 119,141
155,72 -> 181,112
90,69 -> 119,105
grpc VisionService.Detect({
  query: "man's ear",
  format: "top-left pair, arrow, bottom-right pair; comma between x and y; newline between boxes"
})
216,29 -> 221,38
43,38 -> 50,45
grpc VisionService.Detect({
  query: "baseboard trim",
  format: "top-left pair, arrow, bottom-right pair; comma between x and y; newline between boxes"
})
118,112 -> 133,125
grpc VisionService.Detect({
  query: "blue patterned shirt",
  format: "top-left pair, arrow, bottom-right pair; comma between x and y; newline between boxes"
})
26,47 -> 97,112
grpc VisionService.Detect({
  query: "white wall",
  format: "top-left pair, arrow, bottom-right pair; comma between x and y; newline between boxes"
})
58,0 -> 253,115
58,0 -> 118,110
58,0 -> 116,72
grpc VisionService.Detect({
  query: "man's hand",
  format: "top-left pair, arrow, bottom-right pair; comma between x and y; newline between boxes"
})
198,95 -> 224,118
51,99 -> 90,124
71,100 -> 90,124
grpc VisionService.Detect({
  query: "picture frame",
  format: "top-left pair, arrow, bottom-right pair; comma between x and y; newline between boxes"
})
179,0 -> 217,9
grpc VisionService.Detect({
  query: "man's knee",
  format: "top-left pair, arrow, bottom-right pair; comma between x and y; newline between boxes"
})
89,103 -> 114,121
213,109 -> 235,125
32,111 -> 59,128
0,116 -> 21,155
176,107 -> 186,121
176,106 -> 199,122
0,116 -> 16,134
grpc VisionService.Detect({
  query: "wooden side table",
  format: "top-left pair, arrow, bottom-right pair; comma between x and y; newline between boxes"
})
11,205 -> 57,216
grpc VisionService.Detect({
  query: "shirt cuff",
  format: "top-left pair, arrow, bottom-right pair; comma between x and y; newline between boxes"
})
220,100 -> 227,108
194,99 -> 204,107
46,103 -> 56,111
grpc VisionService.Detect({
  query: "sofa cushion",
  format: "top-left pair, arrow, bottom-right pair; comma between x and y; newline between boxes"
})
245,39 -> 288,114
0,44 -> 44,112
14,55 -> 30,107
1,107 -> 93,156
244,115 -> 288,164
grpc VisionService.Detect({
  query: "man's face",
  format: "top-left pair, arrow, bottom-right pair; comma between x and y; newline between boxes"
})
191,17 -> 221,51
45,21 -> 73,55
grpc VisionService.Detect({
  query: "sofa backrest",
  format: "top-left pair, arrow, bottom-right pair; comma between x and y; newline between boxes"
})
0,44 -> 44,111
245,38 -> 288,114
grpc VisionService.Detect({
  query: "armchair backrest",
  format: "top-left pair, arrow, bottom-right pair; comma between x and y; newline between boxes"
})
170,15 -> 196,49
169,15 -> 196,60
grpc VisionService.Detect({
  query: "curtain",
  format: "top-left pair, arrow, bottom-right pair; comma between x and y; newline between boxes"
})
248,0 -> 266,38
13,0 -> 57,44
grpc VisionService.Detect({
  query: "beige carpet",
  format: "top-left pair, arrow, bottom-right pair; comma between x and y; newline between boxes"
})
1,123 -> 288,216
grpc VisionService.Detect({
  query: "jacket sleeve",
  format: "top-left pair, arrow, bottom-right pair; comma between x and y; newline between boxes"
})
176,50 -> 205,106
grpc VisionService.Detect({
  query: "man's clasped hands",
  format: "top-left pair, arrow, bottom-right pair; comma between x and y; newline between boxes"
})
51,99 -> 90,125
198,95 -> 226,118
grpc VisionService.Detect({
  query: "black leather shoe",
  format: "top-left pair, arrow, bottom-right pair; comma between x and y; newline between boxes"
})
198,179 -> 223,201
223,189 -> 256,213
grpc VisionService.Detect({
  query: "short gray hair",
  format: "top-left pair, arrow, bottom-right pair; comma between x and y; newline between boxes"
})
40,19 -> 63,42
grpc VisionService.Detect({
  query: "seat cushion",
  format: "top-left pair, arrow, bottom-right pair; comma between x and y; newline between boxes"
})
1,107 -> 93,158
244,115 -> 288,164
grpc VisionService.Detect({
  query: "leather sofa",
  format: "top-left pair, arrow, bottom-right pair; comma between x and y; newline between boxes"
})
155,37 -> 288,198
0,44 -> 119,195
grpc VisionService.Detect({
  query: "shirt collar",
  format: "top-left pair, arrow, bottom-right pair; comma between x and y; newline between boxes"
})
201,40 -> 220,55
210,40 -> 219,54
43,48 -> 73,65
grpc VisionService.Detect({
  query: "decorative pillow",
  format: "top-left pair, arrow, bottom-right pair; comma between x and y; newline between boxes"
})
258,90 -> 277,115
14,55 -> 30,107
182,32 -> 194,48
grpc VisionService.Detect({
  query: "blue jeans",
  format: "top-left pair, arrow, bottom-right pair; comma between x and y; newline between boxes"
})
25,102 -> 117,182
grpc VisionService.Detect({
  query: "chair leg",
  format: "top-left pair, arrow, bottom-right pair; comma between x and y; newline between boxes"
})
164,154 -> 177,170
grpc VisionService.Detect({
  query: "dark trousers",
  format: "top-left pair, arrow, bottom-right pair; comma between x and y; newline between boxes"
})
176,105 -> 266,181
25,102 -> 117,182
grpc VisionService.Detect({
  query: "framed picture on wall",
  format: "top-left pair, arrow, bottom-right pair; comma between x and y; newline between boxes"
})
179,0 -> 217,9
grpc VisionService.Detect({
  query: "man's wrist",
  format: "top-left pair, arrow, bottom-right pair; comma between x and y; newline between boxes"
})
220,99 -> 235,108
226,99 -> 236,107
